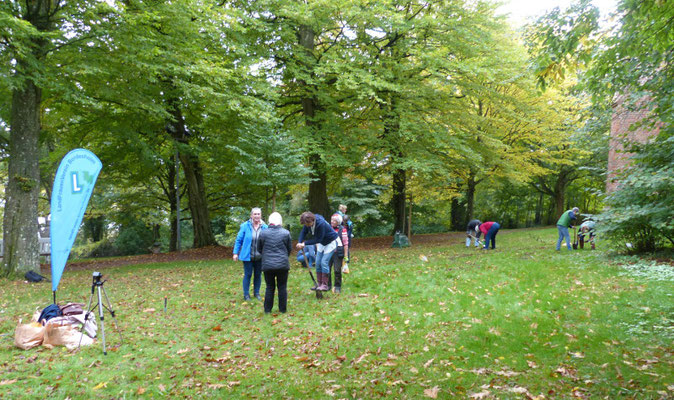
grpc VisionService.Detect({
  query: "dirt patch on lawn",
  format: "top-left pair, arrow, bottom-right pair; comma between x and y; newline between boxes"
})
39,232 -> 470,273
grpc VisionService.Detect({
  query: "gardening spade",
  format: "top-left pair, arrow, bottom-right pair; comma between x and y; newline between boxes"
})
300,248 -> 322,300
572,226 -> 578,250
468,234 -> 482,247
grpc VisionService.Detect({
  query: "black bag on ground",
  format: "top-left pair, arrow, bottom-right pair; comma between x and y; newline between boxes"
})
25,271 -> 49,283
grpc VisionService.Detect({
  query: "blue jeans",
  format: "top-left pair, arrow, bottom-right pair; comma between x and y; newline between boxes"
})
483,223 -> 500,249
315,247 -> 335,274
242,260 -> 262,298
556,225 -> 571,250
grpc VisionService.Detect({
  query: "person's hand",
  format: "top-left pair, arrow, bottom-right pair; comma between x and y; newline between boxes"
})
233,254 -> 238,261
296,242 -> 305,250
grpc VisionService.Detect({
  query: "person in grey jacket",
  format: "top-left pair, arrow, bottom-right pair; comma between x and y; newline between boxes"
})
466,219 -> 481,247
258,212 -> 292,314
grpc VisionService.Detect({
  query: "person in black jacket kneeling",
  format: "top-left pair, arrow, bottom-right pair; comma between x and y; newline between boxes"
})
258,212 -> 292,314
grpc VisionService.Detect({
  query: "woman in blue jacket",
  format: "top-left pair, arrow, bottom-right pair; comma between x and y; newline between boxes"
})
233,207 -> 268,301
296,211 -> 338,291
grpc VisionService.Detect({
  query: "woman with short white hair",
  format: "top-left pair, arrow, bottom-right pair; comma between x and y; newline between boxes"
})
258,212 -> 292,313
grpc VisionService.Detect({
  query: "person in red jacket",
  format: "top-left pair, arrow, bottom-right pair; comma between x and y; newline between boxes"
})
477,221 -> 501,250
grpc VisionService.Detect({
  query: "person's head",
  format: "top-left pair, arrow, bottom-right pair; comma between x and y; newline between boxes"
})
268,212 -> 282,226
572,207 -> 579,214
331,213 -> 342,228
250,207 -> 262,223
300,211 -> 315,227
339,204 -> 347,213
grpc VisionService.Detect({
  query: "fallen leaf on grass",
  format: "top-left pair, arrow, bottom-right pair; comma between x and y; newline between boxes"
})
158,384 -> 166,392
143,308 -> 155,313
0,379 -> 17,385
358,293 -> 369,297
424,386 -> 439,398
527,360 -> 538,369
354,353 -> 368,364
208,383 -> 226,389
93,382 -> 108,390
177,348 -> 189,354
419,255 -> 429,262
212,325 -> 222,331
469,390 -> 490,399
136,387 -> 146,395
424,358 -> 434,368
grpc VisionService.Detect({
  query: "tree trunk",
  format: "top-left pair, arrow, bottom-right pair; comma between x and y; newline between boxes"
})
2,1 -> 53,277
166,161 -> 179,252
297,24 -> 330,216
3,80 -> 42,277
465,172 -> 478,226
308,167 -> 330,216
83,216 -> 105,242
178,150 -> 216,247
272,186 -> 277,212
165,97 -> 216,248
450,197 -> 465,231
391,167 -> 406,234
553,175 -> 566,221
535,192 -> 544,225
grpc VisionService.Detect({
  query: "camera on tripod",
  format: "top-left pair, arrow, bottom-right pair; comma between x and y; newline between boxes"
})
82,270 -> 122,355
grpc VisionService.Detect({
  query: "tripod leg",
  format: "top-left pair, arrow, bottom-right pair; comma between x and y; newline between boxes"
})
97,286 -> 107,355
101,286 -> 123,344
77,288 -> 97,351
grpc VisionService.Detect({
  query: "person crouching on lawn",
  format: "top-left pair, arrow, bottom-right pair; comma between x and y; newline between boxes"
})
296,211 -> 339,291
477,221 -> 501,250
258,212 -> 292,314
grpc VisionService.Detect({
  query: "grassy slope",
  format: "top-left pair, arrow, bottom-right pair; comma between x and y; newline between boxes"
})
0,228 -> 672,399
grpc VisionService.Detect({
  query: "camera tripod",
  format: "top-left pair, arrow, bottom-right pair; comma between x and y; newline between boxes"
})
79,272 -> 123,355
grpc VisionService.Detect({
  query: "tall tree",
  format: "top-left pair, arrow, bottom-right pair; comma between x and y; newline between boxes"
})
1,0 -> 115,276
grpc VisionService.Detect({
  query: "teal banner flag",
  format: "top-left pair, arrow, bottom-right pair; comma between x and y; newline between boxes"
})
50,149 -> 102,292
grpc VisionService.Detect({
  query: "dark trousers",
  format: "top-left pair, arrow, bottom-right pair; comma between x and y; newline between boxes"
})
263,269 -> 288,313
242,260 -> 262,298
328,252 -> 343,288
484,223 -> 500,249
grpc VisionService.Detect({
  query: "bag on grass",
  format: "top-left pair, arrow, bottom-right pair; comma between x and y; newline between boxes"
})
14,321 -> 45,350
25,270 -> 48,282
43,322 -> 93,350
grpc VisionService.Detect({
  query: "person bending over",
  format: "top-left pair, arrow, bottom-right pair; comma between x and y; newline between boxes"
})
296,212 -> 338,291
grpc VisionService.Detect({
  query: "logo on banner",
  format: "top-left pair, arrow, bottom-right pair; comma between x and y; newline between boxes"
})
71,171 -> 96,194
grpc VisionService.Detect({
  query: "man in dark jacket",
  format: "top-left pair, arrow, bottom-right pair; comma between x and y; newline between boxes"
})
466,219 -> 481,247
296,212 -> 338,291
258,212 -> 292,314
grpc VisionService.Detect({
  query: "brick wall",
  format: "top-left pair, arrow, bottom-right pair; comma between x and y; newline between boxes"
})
607,96 -> 660,192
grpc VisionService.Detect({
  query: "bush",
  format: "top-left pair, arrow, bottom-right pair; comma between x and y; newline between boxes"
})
113,218 -> 155,256
598,134 -> 674,253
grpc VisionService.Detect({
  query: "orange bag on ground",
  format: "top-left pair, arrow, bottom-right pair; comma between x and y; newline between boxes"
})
14,321 -> 45,350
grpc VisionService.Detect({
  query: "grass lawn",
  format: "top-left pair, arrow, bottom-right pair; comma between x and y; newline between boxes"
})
1,227 -> 672,399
